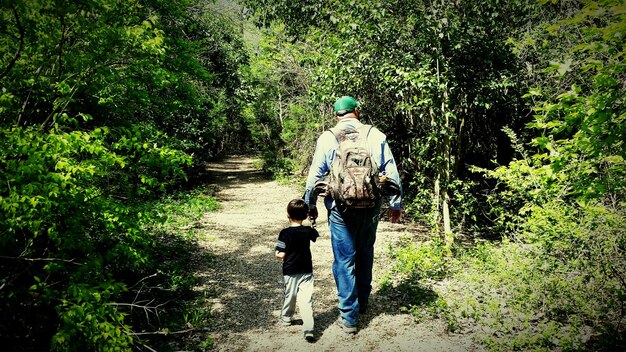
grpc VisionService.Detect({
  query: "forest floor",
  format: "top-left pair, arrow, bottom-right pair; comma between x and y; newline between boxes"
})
191,156 -> 483,351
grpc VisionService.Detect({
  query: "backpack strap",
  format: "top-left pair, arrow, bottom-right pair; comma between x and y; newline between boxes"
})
359,125 -> 380,170
361,124 -> 373,141
329,124 -> 373,147
362,125 -> 389,173
328,127 -> 339,142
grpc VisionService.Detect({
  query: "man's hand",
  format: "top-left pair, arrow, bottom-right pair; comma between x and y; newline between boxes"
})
388,208 -> 402,224
308,205 -> 318,221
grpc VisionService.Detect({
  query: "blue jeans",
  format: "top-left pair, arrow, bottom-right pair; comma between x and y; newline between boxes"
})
328,205 -> 380,325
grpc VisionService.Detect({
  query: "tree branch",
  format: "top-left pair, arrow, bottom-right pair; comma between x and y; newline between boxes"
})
0,4 -> 25,81
0,255 -> 83,265
129,273 -> 158,289
58,13 -> 66,81
127,328 -> 194,336
108,298 -> 172,322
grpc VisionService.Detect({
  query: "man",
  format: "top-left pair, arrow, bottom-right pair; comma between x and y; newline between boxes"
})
304,96 -> 402,334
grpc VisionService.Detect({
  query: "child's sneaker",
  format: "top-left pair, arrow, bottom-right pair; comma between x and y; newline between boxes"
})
304,330 -> 315,342
336,317 -> 357,334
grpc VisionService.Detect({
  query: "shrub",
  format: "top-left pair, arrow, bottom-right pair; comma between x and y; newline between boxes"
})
0,122 -> 191,350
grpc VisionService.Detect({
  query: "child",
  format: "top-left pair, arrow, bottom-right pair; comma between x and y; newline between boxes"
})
275,199 -> 319,342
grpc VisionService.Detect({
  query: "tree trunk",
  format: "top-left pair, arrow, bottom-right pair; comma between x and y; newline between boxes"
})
433,169 -> 441,231
442,92 -> 453,242
442,130 -> 453,256
456,115 -> 465,176
278,92 -> 284,128
432,60 -> 442,232
438,58 -> 453,255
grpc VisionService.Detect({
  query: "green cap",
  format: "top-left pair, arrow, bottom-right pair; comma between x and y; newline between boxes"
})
333,96 -> 358,116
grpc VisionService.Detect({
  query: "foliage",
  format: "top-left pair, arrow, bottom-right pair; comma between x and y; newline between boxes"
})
242,0 -> 538,231
441,240 -> 591,351
388,237 -> 450,281
0,121 -> 191,349
389,206 -> 625,350
486,0 -> 626,328
135,188 -> 220,351
152,5 -> 252,167
242,22 -> 324,177
155,185 -> 221,231
0,0 -> 247,350
0,0 -> 251,169
52,283 -> 133,352
389,1 -> 626,350
2,0 -> 624,350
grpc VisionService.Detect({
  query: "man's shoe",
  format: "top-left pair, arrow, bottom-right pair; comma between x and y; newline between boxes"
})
279,318 -> 292,326
336,317 -> 357,334
304,330 -> 315,342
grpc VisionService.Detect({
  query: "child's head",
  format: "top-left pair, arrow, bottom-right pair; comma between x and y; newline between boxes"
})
287,199 -> 309,221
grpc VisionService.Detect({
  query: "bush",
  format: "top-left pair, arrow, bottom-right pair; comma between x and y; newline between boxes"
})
260,151 -> 294,180
389,198 -> 625,350
0,122 -> 193,350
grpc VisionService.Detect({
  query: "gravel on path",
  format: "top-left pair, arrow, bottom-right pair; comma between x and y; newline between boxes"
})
194,156 -> 482,352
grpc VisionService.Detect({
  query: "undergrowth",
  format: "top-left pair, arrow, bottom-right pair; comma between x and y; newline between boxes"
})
155,186 -> 221,232
385,204 -> 626,352
135,185 -> 221,351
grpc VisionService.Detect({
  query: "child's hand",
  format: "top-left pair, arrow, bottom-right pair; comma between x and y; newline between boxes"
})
275,251 -> 285,261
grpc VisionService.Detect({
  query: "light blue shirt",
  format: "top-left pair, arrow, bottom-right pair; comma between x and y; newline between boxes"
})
304,118 -> 402,210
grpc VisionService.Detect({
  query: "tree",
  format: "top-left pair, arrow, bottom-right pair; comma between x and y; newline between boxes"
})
0,0 -> 251,349
480,0 -> 626,347
242,0 -> 533,236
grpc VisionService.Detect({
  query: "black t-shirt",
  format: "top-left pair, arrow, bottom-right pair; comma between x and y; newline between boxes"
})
275,225 -> 319,275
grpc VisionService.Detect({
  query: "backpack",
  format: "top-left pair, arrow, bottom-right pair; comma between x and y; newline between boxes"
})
328,125 -> 381,209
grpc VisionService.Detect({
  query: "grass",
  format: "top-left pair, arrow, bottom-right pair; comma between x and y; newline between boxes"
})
384,235 -> 625,351
133,185 -> 221,351
155,185 -> 221,232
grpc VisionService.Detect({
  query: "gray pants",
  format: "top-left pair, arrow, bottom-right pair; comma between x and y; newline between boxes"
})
281,272 -> 314,332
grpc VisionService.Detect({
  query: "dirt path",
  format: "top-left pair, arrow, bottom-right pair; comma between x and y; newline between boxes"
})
195,156 -> 482,351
